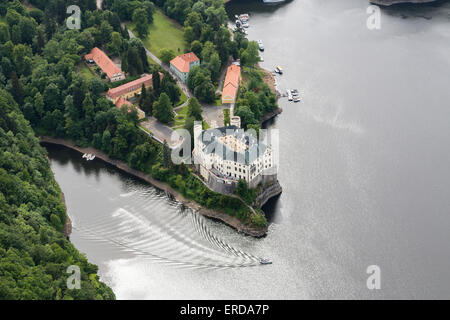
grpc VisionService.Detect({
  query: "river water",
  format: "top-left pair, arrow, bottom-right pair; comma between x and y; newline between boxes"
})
47,0 -> 450,299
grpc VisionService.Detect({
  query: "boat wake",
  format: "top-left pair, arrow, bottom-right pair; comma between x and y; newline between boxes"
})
72,183 -> 264,269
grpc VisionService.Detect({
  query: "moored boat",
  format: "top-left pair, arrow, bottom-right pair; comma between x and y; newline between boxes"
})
257,40 -> 264,51
238,14 -> 250,22
275,65 -> 283,74
262,0 -> 286,4
287,89 -> 293,101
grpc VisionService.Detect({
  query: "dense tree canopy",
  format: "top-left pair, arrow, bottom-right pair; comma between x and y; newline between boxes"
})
234,68 -> 277,129
0,89 -> 115,300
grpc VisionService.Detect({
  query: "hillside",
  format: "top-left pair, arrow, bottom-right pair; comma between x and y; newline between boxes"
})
0,89 -> 115,300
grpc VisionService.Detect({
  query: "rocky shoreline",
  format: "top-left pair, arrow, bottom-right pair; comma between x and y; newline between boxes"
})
40,136 -> 269,237
60,191 -> 72,238
260,66 -> 282,99
259,65 -> 283,124
260,107 -> 283,125
255,181 -> 283,208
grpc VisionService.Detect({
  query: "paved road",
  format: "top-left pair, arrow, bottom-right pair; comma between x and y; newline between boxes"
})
139,117 -> 183,149
202,104 -> 225,128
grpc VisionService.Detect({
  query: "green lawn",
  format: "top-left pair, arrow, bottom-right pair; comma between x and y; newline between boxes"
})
147,56 -> 158,66
214,97 -> 222,106
130,10 -> 186,59
175,89 -> 187,107
78,63 -> 95,80
172,104 -> 189,129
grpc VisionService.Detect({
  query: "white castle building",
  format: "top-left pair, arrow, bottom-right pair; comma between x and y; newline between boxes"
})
193,122 -> 277,194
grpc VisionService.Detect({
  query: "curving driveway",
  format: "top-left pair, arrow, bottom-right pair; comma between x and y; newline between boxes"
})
127,28 -> 191,108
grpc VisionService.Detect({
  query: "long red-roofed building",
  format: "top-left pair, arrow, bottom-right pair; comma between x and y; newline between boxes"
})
84,47 -> 125,82
222,64 -> 241,104
106,73 -> 163,103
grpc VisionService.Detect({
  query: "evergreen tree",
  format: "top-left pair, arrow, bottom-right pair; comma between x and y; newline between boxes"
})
186,97 -> 203,121
132,8 -> 149,38
152,70 -> 161,97
162,140 -> 171,168
122,26 -> 130,40
139,83 -> 147,108
141,95 -> 153,116
36,27 -> 45,54
161,76 -> 180,103
10,71 -> 23,105
153,92 -> 173,124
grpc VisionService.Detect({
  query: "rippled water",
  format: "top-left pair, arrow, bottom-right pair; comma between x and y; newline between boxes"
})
47,146 -> 281,299
47,0 -> 450,299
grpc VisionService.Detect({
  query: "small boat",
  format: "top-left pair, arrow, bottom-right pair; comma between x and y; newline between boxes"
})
238,14 -> 250,22
260,258 -> 272,265
263,0 -> 286,4
257,40 -> 264,51
82,153 -> 96,161
275,65 -> 283,74
286,89 -> 293,101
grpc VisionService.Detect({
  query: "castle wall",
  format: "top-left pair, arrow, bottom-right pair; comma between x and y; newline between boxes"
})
206,174 -> 237,195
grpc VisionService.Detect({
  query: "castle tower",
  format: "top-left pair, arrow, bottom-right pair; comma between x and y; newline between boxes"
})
230,116 -> 241,129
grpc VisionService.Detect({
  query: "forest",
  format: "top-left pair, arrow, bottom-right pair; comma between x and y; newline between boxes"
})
0,0 -> 270,299
0,89 -> 115,299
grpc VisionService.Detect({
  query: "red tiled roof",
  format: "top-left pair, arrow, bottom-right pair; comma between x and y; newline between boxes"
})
84,47 -> 122,79
170,52 -> 200,73
222,64 -> 241,101
115,97 -> 133,109
106,73 -> 163,100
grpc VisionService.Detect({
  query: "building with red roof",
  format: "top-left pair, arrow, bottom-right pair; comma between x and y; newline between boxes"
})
84,47 -> 125,82
222,64 -> 241,104
106,73 -> 163,103
115,97 -> 145,120
169,52 -> 200,83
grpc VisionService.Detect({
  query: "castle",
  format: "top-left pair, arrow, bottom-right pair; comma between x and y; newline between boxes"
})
193,122 -> 277,195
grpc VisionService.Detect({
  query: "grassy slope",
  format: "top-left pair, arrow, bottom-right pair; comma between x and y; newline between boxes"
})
172,104 -> 189,129
130,9 -> 186,59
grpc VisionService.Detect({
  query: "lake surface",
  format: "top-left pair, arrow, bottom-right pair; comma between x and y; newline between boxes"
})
48,0 -> 450,299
